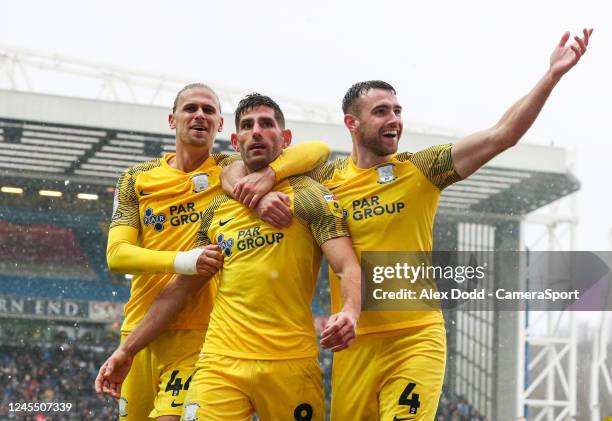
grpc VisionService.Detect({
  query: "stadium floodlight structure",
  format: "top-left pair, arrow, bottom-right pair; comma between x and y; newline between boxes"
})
0,44 -> 341,124
517,198 -> 577,420
0,52 -> 585,420
518,310 -> 577,421
589,312 -> 611,421
589,226 -> 612,421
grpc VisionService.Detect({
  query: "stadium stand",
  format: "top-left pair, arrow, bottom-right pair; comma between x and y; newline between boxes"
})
0,220 -> 96,281
0,206 -> 128,303
0,329 -> 119,420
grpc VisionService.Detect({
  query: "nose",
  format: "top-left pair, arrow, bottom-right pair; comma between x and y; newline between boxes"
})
252,122 -> 263,137
194,107 -> 206,119
388,112 -> 401,127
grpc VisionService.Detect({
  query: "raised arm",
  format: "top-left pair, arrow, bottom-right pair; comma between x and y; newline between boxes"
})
95,245 -> 222,398
452,28 -> 593,178
319,236 -> 361,352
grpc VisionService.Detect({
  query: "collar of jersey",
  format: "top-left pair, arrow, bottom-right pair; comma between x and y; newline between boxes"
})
161,153 -> 218,175
348,153 -> 398,172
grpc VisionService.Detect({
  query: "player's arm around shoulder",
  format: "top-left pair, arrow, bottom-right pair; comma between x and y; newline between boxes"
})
221,141 -> 331,209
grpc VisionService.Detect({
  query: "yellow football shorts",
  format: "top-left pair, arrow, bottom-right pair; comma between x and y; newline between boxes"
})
119,329 -> 205,420
181,353 -> 325,421
331,323 -> 446,421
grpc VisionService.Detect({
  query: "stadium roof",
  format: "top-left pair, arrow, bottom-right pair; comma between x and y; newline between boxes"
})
0,89 -> 579,217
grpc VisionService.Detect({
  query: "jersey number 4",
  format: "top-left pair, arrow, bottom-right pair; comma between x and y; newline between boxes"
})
165,370 -> 192,397
399,382 -> 421,415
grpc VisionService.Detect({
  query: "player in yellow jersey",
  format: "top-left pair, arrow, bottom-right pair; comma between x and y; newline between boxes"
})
310,86 -> 456,421
95,84 -> 332,421
181,93 -> 361,421
227,29 -> 594,420
95,92 -> 361,421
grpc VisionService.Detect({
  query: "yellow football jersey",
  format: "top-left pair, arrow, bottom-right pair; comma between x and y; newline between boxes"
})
111,153 -> 234,333
309,144 -> 461,335
195,176 -> 348,359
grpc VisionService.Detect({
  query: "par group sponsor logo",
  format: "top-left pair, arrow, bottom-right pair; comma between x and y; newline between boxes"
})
236,226 -> 284,251
217,233 -> 235,257
349,195 -> 405,221
169,202 -> 204,227
143,207 -> 167,231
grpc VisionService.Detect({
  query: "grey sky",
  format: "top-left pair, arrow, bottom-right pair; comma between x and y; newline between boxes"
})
3,0 -> 611,249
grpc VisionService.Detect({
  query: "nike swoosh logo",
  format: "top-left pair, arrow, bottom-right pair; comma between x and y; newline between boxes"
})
219,218 -> 233,226
139,190 -> 151,196
171,401 -> 183,407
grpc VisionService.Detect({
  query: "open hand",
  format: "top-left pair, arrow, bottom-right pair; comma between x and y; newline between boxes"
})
94,347 -> 133,399
319,311 -> 358,352
549,28 -> 593,78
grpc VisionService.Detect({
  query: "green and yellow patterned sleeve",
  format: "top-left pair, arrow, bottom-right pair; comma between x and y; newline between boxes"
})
306,156 -> 350,187
110,159 -> 162,229
212,153 -> 241,168
397,144 -> 462,190
194,194 -> 230,247
290,176 -> 349,245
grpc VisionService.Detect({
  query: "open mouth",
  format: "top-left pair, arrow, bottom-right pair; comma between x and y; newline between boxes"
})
191,127 -> 208,132
249,143 -> 266,151
382,130 -> 398,138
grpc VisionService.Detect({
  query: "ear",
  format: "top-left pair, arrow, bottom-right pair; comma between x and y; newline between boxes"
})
344,114 -> 359,133
218,116 -> 224,133
230,133 -> 240,152
168,114 -> 176,129
281,129 -> 292,149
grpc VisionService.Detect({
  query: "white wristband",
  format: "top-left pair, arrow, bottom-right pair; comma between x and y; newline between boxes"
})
173,248 -> 202,275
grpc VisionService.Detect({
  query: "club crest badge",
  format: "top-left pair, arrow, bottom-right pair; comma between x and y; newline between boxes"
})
191,173 -> 209,193
119,397 -> 128,417
183,403 -> 200,420
376,163 -> 397,184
